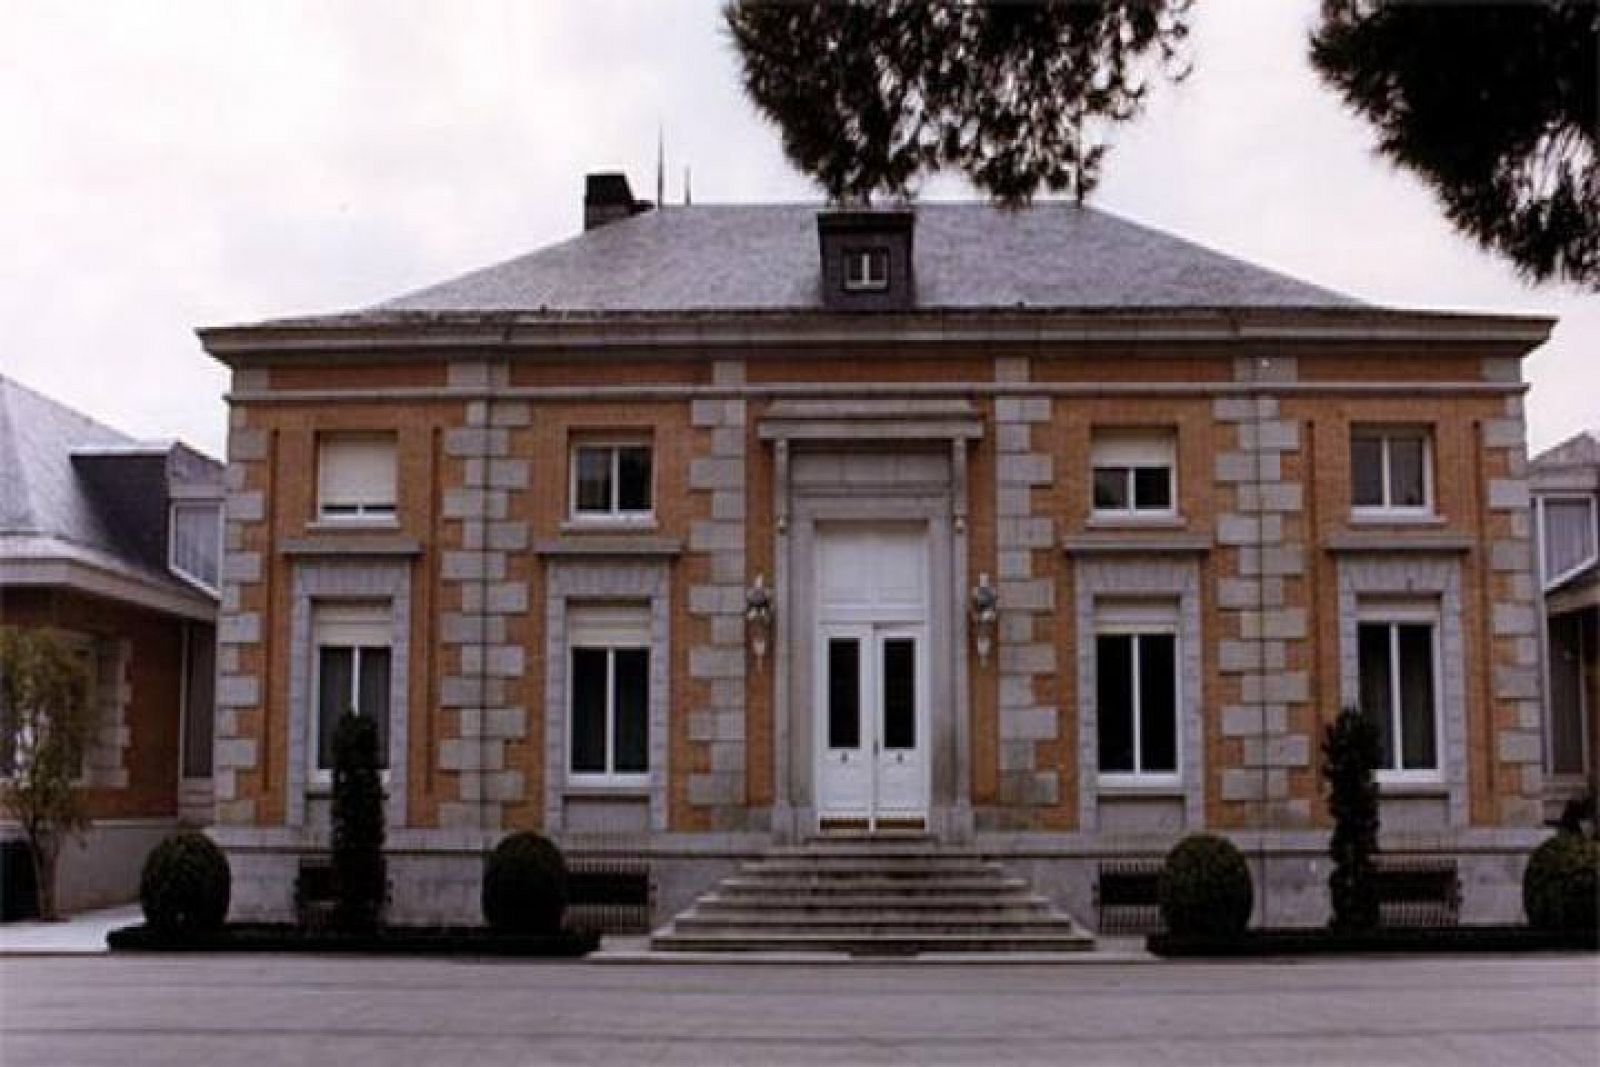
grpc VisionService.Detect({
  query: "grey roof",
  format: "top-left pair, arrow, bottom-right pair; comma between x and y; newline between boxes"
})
0,374 -> 220,604
369,201 -> 1364,316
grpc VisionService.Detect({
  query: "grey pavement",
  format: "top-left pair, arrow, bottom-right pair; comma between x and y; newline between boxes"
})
1,953 -> 1596,1066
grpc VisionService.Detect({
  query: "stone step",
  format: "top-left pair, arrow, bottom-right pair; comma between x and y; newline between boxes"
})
650,930 -> 1096,955
716,878 -> 1035,899
672,910 -> 1083,931
741,858 -> 1004,877
694,894 -> 1054,914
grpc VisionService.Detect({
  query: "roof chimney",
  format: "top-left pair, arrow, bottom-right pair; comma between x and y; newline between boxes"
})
584,172 -> 652,232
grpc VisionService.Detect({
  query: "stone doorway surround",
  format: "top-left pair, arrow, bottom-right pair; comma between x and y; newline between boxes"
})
758,398 -> 983,843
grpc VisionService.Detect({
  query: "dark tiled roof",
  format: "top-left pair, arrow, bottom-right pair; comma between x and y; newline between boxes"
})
366,202 -> 1364,316
0,374 -> 221,601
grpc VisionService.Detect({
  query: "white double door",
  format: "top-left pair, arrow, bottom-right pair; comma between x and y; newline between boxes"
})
815,524 -> 930,827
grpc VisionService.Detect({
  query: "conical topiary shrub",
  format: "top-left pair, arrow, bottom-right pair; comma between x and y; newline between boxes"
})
139,831 -> 231,937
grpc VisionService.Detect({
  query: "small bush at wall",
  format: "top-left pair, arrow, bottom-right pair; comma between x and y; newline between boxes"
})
139,831 -> 231,936
1524,831 -> 1599,933
482,831 -> 569,935
1157,834 -> 1253,939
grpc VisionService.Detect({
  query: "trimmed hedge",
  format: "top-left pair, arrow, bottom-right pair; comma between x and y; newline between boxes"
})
482,831 -> 569,935
139,832 -> 231,937
1150,924 -> 1599,957
1524,831 -> 1599,933
1157,834 -> 1253,938
107,922 -> 598,957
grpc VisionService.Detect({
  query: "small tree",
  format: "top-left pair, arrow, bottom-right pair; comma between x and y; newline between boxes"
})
0,627 -> 95,921
330,712 -> 386,932
1322,705 -> 1382,933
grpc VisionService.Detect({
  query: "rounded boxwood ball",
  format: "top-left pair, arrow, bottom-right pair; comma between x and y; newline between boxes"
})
139,831 -> 231,936
1523,831 -> 1599,933
1158,833 -> 1254,938
482,831 -> 569,935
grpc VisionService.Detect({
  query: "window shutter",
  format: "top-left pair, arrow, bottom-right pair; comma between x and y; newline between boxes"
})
1091,430 -> 1175,469
568,603 -> 651,647
319,435 -> 397,509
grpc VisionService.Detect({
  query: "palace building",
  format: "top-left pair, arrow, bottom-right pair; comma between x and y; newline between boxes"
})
198,175 -> 1555,937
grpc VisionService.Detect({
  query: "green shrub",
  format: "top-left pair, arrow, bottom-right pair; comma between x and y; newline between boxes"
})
1523,831 -> 1599,933
1323,706 -> 1382,933
1158,834 -> 1254,938
330,713 -> 387,932
482,831 -> 568,935
139,831 -> 230,936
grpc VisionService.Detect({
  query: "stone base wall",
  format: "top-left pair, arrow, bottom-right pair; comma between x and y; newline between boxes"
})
1,818 -> 177,914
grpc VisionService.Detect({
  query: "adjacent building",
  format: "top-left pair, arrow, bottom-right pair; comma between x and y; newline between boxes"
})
199,176 -> 1555,929
0,375 -> 221,912
1532,431 -> 1599,815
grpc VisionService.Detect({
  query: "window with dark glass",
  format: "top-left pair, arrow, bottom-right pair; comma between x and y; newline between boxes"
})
1096,631 -> 1178,777
882,637 -> 916,750
573,443 -> 653,518
1358,619 -> 1438,773
315,643 -> 390,771
828,638 -> 861,749
182,624 -> 215,779
1091,430 -> 1177,516
1351,427 -> 1431,512
844,248 -> 889,291
570,646 -> 649,778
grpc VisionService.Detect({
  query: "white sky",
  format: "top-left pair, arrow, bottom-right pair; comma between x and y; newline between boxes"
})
1,0 -> 1594,459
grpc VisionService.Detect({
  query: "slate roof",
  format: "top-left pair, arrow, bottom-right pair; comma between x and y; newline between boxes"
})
0,374 -> 219,604
366,201 -> 1365,317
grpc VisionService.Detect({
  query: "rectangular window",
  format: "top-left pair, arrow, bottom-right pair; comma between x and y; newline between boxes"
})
312,604 -> 391,773
1351,427 -> 1432,514
1095,605 -> 1179,781
1358,616 -> 1439,775
1547,612 -> 1591,777
571,442 -> 653,520
1091,430 -> 1177,516
169,502 -> 222,591
568,604 -> 650,782
1538,495 -> 1599,587
844,248 -> 889,291
181,624 -> 216,779
317,433 -> 398,522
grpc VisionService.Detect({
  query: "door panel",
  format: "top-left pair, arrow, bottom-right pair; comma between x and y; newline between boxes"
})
815,525 -> 931,828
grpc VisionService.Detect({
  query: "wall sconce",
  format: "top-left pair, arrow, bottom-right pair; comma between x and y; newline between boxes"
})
745,573 -> 773,666
970,572 -> 998,666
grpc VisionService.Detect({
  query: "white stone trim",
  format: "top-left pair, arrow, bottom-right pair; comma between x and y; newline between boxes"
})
543,559 -> 672,835
286,560 -> 413,830
1336,555 -> 1469,827
1074,558 -> 1204,833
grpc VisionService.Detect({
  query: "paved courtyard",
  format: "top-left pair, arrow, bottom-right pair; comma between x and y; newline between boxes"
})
0,953 -> 1595,1066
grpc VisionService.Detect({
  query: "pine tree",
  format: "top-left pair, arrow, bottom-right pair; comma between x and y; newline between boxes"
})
330,712 -> 387,932
1322,705 -> 1382,933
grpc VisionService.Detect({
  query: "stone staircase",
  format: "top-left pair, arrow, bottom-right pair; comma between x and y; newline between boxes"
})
650,835 -> 1094,955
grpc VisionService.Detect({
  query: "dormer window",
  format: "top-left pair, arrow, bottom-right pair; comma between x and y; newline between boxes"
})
844,248 -> 890,292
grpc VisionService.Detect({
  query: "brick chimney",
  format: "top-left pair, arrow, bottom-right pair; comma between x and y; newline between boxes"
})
584,173 -> 653,231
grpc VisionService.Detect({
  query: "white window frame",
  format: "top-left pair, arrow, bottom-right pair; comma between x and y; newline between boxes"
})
567,604 -> 651,787
168,500 -> 223,593
843,247 -> 889,292
1090,429 -> 1178,520
316,432 -> 399,525
1351,426 -> 1434,519
1536,493 -> 1600,589
1357,605 -> 1444,785
568,440 -> 654,523
309,604 -> 392,785
1095,603 -> 1181,788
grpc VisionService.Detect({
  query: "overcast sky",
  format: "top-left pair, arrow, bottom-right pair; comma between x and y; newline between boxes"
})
2,0 -> 1594,459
